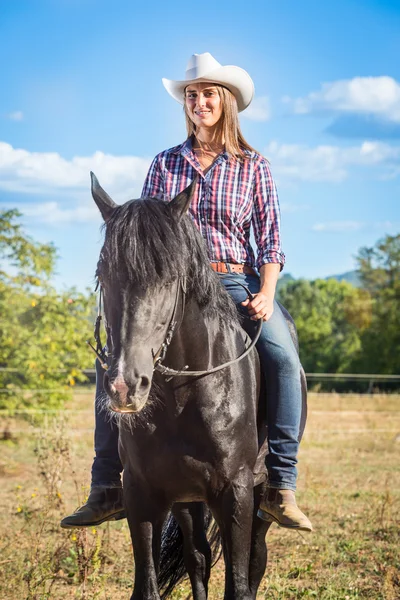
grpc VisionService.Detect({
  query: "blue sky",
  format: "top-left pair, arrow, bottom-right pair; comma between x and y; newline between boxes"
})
1,0 -> 399,290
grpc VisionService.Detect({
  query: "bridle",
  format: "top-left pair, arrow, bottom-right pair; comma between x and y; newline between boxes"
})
151,278 -> 187,374
86,281 -> 109,370
87,276 -> 263,380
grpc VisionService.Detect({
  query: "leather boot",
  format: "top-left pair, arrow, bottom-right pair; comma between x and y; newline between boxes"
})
258,488 -> 313,532
60,487 -> 126,529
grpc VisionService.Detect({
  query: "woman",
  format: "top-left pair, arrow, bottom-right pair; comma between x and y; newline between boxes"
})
61,53 -> 312,532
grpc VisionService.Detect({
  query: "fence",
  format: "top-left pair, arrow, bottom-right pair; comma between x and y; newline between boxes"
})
78,370 -> 400,392
305,373 -> 400,393
1,368 -> 400,393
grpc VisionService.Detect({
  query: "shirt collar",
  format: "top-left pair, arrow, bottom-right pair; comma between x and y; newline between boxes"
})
173,135 -> 228,159
172,136 -> 254,162
171,136 -> 194,156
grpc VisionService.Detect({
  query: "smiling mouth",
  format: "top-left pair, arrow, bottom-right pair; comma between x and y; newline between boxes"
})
195,111 -> 211,116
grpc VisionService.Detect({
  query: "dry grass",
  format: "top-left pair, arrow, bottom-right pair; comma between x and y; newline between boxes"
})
0,391 -> 399,599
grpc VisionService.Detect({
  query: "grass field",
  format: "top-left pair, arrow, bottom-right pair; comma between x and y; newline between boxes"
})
0,391 -> 399,599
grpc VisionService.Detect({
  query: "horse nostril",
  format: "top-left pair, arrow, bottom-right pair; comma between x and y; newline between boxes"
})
140,376 -> 150,391
113,378 -> 129,395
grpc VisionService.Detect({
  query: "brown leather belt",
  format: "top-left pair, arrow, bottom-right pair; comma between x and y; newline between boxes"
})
210,262 -> 258,276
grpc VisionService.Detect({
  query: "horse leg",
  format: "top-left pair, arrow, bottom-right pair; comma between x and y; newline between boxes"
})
124,477 -> 168,600
211,471 -> 254,600
172,502 -> 211,600
248,484 -> 271,598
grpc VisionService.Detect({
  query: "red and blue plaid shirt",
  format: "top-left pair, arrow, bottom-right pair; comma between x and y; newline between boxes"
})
141,136 -> 285,270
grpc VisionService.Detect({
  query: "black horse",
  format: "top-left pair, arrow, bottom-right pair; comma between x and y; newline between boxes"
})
91,173 -> 306,600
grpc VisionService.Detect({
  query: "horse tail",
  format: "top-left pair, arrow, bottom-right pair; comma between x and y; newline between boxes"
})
158,513 -> 186,599
158,505 -> 222,599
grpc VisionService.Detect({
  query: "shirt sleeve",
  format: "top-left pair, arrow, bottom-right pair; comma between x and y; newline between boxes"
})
252,159 -> 286,270
141,154 -> 164,200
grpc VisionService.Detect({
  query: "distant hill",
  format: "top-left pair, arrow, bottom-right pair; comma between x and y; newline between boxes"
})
325,270 -> 361,287
276,272 -> 295,292
276,270 -> 361,289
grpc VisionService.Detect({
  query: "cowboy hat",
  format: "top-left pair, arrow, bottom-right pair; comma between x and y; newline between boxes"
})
162,52 -> 254,112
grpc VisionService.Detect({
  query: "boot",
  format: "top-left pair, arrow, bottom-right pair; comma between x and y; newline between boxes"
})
258,488 -> 313,532
60,487 -> 126,529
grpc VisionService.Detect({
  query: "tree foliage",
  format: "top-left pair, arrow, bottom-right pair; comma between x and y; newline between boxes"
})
353,234 -> 400,373
278,278 -> 372,373
1,209 -> 398,408
0,210 -> 95,411
278,233 -> 399,376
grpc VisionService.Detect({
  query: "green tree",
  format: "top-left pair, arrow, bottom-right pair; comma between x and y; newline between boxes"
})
278,278 -> 372,373
0,210 -> 95,411
353,234 -> 400,373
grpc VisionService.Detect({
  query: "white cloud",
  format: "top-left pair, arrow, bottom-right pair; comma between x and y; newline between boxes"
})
19,202 -> 98,225
6,111 -> 24,121
285,76 -> 400,123
242,96 -> 270,121
312,221 -> 365,233
0,141 -> 152,200
1,139 -> 399,226
312,220 -> 400,234
8,138 -> 397,203
265,140 -> 400,183
375,220 -> 400,231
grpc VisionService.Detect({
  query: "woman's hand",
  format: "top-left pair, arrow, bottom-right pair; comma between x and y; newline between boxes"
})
241,292 -> 274,322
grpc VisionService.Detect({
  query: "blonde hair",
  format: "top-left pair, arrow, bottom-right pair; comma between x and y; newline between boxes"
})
184,84 -> 258,159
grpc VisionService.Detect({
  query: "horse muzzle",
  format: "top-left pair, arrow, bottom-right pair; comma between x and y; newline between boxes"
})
109,397 -> 148,414
105,372 -> 151,414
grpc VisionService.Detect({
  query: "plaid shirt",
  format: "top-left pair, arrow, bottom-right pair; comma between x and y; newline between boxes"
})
141,136 -> 285,270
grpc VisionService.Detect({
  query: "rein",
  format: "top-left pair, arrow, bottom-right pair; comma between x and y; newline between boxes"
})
154,275 -> 262,379
87,276 -> 262,380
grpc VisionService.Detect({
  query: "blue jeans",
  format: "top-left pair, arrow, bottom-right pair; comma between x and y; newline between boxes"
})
219,273 -> 302,491
91,273 -> 302,491
91,357 -> 123,488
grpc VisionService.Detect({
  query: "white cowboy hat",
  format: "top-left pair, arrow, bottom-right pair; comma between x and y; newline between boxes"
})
162,52 -> 254,112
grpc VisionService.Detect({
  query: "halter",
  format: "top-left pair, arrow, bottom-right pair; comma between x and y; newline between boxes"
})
87,276 -> 262,380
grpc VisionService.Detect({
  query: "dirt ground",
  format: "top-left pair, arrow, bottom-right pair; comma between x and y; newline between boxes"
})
0,391 -> 399,599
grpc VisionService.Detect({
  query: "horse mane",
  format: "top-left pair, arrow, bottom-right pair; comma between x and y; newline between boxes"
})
97,198 -> 239,326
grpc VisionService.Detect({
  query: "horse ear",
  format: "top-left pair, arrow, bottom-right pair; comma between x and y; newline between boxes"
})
90,172 -> 118,222
169,177 -> 198,219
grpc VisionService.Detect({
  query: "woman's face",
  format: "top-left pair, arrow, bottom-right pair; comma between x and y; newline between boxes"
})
185,82 -> 223,130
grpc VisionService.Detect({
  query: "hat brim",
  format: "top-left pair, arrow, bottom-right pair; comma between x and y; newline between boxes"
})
162,65 -> 254,113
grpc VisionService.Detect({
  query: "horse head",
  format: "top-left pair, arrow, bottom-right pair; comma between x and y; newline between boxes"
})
91,172 -> 196,414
